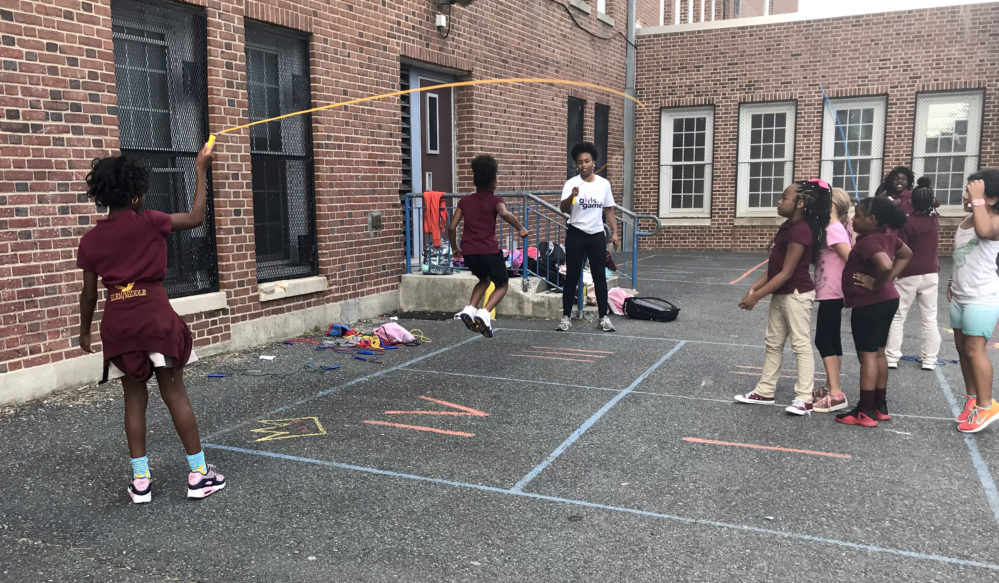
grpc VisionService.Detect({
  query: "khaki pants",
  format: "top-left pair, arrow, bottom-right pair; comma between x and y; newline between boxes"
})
885,273 -> 941,365
754,290 -> 816,402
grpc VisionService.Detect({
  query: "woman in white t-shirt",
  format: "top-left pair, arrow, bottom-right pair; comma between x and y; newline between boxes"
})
950,170 -> 999,433
555,142 -> 619,332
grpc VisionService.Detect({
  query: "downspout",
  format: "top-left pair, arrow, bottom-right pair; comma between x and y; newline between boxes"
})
623,0 -> 637,250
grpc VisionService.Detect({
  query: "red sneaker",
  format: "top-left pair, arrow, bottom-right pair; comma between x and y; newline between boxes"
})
874,404 -> 890,422
836,406 -> 878,428
956,396 -> 976,423
734,391 -> 775,405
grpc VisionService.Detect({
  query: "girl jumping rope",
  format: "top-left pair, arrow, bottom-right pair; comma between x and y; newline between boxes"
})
885,177 -> 941,371
77,139 -> 226,502
950,170 -> 999,433
735,180 -> 831,415
837,197 -> 911,428
811,188 -> 853,413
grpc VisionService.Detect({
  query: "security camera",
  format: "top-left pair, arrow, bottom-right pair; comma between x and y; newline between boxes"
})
435,13 -> 448,32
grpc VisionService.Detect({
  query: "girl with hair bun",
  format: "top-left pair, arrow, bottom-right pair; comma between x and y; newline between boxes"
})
837,197 -> 912,428
885,177 -> 941,371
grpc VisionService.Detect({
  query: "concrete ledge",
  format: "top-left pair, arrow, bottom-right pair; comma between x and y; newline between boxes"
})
597,11 -> 615,26
733,216 -> 785,226
660,217 -> 712,226
170,291 -> 227,316
0,289 -> 399,406
258,276 -> 329,303
569,0 -> 591,14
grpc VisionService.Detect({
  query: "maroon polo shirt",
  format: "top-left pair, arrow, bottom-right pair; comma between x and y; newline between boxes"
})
897,214 -> 939,278
767,218 -> 815,295
456,190 -> 505,255
77,209 -> 192,379
842,228 -> 903,308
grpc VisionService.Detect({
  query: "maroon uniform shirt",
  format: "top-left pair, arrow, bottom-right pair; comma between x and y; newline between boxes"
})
767,218 -> 815,295
456,190 -> 505,255
842,228 -> 903,308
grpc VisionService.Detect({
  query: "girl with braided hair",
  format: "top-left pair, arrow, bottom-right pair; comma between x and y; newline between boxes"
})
735,180 -> 831,416
837,196 -> 912,428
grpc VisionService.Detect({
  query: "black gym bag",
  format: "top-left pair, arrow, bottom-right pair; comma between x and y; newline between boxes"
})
624,297 -> 680,322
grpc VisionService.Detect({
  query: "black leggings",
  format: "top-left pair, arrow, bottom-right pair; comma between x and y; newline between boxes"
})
562,225 -> 609,318
814,298 -> 844,358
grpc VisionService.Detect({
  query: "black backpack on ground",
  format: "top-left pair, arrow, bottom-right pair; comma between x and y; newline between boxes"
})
624,297 -> 680,322
527,241 -> 566,288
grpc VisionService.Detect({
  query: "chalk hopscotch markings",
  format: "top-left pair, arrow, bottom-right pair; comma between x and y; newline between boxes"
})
385,395 -> 489,417
252,417 -> 328,442
364,396 -> 488,438
512,346 -> 615,363
683,437 -> 851,460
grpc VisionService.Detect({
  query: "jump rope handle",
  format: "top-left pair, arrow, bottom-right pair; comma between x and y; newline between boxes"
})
206,134 -> 216,148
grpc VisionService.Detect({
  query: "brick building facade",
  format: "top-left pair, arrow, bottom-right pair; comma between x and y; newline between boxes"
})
0,0 -> 628,401
634,2 -> 999,251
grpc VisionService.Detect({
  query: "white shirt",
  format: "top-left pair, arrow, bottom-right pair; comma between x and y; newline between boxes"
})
560,174 -> 615,235
952,223 -> 999,304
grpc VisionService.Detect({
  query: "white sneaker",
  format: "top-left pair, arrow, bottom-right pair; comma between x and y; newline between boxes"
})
598,315 -> 616,332
887,361 -> 898,369
474,308 -> 493,338
921,360 -> 936,371
556,316 -> 572,331
459,305 -> 477,332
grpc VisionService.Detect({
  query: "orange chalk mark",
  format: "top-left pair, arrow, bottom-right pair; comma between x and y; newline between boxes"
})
522,349 -> 607,358
385,395 -> 489,417
511,354 -> 597,363
683,437 -> 851,459
363,420 -> 474,437
729,259 -> 769,285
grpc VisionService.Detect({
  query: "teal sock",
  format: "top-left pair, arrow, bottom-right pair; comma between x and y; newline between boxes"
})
130,456 -> 150,479
186,451 -> 206,474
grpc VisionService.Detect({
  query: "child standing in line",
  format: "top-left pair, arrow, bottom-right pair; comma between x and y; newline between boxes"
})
885,177 -> 941,371
837,197 -> 911,428
449,154 -> 529,338
77,140 -> 225,503
735,180 -> 831,416
875,166 -> 915,214
811,188 -> 853,413
950,171 -> 999,433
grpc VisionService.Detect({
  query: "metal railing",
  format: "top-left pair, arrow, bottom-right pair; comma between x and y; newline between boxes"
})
403,191 -> 660,301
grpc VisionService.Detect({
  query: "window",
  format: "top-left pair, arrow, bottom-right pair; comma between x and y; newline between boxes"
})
913,91 -> 984,211
820,96 -> 886,199
597,0 -> 606,13
736,102 -> 796,217
594,103 -> 610,179
659,106 -> 713,218
567,97 -> 585,178
245,22 -> 318,283
111,0 -> 217,298
425,93 -> 440,154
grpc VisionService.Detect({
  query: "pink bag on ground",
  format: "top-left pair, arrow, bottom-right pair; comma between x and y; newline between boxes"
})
607,287 -> 633,316
374,323 -> 416,345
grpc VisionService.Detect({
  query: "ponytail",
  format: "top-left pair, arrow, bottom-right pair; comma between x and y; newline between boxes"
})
796,180 -> 832,263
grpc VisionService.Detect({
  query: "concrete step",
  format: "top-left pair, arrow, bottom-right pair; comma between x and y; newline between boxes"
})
399,271 -> 631,320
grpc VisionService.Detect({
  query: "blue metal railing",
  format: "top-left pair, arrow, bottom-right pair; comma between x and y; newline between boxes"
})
403,191 -> 660,299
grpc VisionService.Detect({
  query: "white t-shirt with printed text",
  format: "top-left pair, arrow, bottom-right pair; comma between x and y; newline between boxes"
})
560,174 -> 615,235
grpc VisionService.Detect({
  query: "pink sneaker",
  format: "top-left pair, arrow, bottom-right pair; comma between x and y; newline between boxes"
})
128,477 -> 152,504
187,464 -> 226,499
734,391 -> 775,405
956,396 -> 977,423
813,392 -> 848,413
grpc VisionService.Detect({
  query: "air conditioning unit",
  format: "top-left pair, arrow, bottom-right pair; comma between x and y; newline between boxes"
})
436,0 -> 476,6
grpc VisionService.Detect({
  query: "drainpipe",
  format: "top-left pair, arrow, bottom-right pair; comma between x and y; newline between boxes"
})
623,0 -> 637,252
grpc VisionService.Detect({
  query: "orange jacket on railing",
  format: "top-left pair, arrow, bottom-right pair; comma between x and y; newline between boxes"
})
422,191 -> 447,246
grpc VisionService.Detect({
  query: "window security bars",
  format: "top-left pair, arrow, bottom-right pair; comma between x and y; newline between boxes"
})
245,22 -> 318,283
820,96 -> 886,199
110,0 -> 218,298
912,91 -> 984,213
659,107 -> 713,218
736,102 -> 796,217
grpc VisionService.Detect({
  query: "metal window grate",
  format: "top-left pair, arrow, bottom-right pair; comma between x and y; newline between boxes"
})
110,0 -> 218,298
245,22 -> 318,283
567,97 -> 585,179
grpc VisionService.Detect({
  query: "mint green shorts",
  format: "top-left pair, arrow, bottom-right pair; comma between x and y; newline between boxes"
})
950,301 -> 999,340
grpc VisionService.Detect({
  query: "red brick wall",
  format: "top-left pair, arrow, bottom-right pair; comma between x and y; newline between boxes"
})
634,3 -> 999,252
0,0 -> 628,375
636,0 -> 660,27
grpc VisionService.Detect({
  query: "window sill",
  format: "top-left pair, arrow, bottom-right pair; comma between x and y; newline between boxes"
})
258,276 -> 329,303
170,291 -> 227,317
569,0 -> 591,14
733,216 -> 785,226
938,215 -> 967,226
597,11 -> 615,26
659,217 -> 711,226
